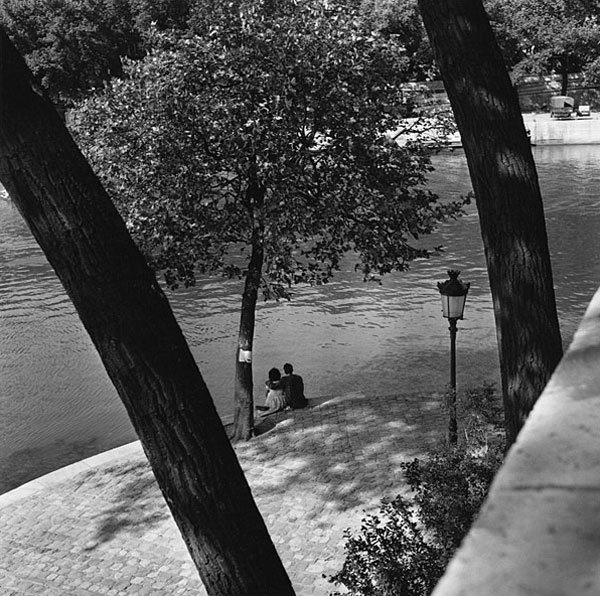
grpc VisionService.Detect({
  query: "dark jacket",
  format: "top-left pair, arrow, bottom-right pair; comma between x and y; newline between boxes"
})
280,373 -> 307,409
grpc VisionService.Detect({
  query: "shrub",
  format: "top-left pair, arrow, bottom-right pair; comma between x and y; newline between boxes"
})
401,446 -> 503,556
329,384 -> 504,596
328,495 -> 445,596
458,382 -> 504,448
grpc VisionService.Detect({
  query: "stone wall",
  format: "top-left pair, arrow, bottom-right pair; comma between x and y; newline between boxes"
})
396,112 -> 600,147
524,113 -> 600,145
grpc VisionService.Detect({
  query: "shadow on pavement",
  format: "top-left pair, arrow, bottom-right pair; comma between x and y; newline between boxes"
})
237,392 -> 445,512
80,392 -> 445,549
80,459 -> 168,549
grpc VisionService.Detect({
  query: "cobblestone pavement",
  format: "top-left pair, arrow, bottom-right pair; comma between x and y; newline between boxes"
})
0,392 -> 445,595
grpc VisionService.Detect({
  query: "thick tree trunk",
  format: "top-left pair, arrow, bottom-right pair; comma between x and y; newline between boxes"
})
0,29 -> 294,596
417,0 -> 563,446
232,219 -> 264,442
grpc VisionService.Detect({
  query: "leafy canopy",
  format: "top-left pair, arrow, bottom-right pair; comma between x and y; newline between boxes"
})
355,0 -> 600,88
359,0 -> 437,81
71,0 -> 463,296
485,0 -> 600,81
0,0 -> 192,103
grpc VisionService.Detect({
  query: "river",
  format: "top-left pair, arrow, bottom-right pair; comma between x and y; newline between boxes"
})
1,144 -> 600,494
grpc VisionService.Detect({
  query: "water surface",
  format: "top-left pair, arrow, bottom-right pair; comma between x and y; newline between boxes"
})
1,144 -> 599,493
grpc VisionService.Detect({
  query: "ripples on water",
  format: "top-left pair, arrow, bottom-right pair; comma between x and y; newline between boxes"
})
1,145 -> 600,493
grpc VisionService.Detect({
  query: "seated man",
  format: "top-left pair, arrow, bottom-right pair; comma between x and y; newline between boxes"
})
280,362 -> 308,409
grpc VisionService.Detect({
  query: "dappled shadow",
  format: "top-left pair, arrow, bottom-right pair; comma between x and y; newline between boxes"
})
78,458 -> 170,550
237,391 -> 446,514
231,391 -> 447,588
0,391 -> 447,596
65,392 -> 446,554
78,392 -> 445,550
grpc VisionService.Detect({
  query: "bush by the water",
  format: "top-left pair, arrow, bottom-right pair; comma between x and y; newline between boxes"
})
457,382 -> 504,448
329,384 -> 504,596
401,447 -> 503,557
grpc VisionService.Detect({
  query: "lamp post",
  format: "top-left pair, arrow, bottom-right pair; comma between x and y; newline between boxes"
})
437,270 -> 470,444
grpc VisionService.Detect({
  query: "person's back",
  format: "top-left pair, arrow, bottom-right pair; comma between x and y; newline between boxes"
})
265,378 -> 286,411
281,363 -> 307,409
261,367 -> 286,415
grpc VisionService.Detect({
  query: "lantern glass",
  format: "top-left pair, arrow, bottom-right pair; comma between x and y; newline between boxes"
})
440,294 -> 467,319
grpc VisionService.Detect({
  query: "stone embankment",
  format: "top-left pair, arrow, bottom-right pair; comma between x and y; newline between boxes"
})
523,112 -> 600,145
395,112 -> 600,147
445,112 -> 600,147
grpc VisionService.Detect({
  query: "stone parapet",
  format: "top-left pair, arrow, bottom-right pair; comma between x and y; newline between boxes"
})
524,113 -> 600,145
394,113 -> 600,147
432,285 -> 600,596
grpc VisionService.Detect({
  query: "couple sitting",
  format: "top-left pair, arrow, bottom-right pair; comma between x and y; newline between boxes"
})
260,363 -> 307,416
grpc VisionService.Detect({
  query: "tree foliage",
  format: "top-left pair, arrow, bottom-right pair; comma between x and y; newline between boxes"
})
485,0 -> 600,93
359,0 -> 437,81
330,495 -> 445,596
0,0 -> 193,104
352,0 -> 600,96
73,2 -> 462,291
357,0 -> 600,95
70,0 -> 464,437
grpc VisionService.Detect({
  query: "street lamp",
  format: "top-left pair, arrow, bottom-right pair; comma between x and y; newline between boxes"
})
437,270 -> 470,444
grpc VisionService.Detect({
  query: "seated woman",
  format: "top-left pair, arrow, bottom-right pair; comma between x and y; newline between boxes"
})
258,367 -> 287,416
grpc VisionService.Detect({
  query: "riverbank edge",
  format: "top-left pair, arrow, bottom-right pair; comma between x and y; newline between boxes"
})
0,392 -> 390,506
523,112 -> 600,145
446,113 -> 600,147
0,411 -> 243,505
0,441 -> 143,507
397,112 -> 600,147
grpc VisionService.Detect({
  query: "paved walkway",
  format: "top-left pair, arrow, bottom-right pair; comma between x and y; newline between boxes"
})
0,392 -> 445,595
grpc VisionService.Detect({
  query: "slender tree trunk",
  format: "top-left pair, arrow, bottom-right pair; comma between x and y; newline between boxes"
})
0,28 -> 295,596
560,61 -> 569,96
232,201 -> 264,441
417,0 -> 563,446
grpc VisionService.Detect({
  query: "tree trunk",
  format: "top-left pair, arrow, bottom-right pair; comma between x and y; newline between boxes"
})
417,0 -> 563,446
0,28 -> 295,596
560,61 -> 569,96
232,185 -> 265,442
